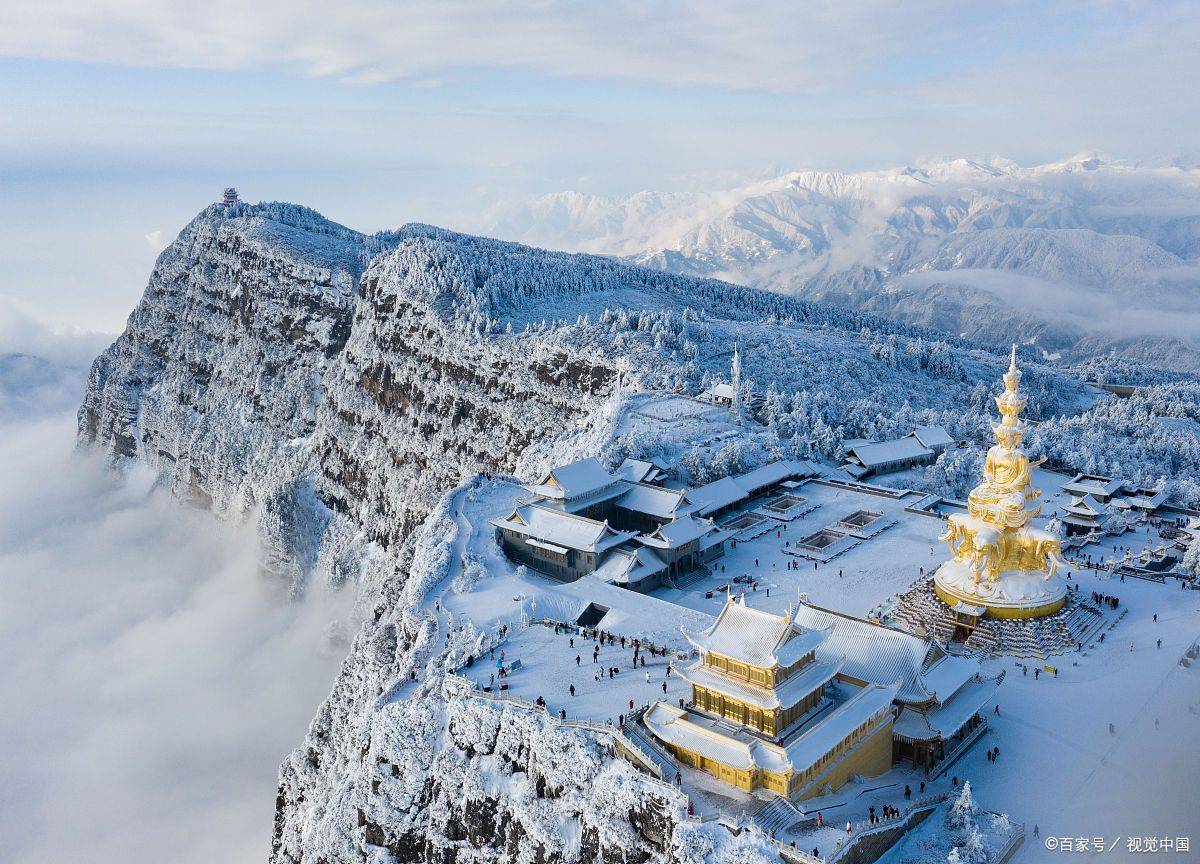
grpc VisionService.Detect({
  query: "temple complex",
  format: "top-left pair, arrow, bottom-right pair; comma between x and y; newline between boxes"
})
644,596 -> 897,799
933,347 -> 1068,619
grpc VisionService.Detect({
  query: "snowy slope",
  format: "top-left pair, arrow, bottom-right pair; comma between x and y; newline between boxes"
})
77,201 -> 1200,864
489,156 -> 1200,370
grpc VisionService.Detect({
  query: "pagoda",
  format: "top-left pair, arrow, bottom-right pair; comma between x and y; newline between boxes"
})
933,346 -> 1067,618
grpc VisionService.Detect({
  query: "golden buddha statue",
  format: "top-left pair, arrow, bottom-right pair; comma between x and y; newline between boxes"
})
933,346 -> 1067,618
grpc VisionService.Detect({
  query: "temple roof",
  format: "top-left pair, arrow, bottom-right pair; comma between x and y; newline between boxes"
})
684,596 -> 830,669
526,457 -> 619,501
892,675 -> 1001,742
847,437 -> 933,469
640,515 -> 714,548
908,426 -> 954,450
488,505 -> 635,554
617,483 -> 696,520
790,602 -> 985,705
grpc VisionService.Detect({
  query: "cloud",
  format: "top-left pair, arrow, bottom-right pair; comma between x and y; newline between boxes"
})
144,229 -> 167,251
0,402 -> 356,863
0,0 -> 1195,106
0,300 -> 117,420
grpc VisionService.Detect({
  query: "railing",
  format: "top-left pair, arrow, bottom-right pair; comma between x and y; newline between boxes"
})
757,831 -> 826,864
992,822 -> 1026,864
827,793 -> 947,862
930,721 -> 989,780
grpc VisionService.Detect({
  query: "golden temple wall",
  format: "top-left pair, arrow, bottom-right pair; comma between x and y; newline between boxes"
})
796,718 -> 893,800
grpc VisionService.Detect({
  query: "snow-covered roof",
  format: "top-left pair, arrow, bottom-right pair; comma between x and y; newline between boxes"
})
617,483 -> 692,520
1063,494 -> 1106,517
893,676 -> 1000,741
688,476 -> 748,515
733,460 -> 812,493
687,461 -> 816,516
847,437 -> 934,469
643,703 -> 759,770
615,458 -> 666,484
681,658 -> 842,711
1124,489 -> 1167,510
528,458 -> 619,501
908,426 -> 954,450
789,603 -> 981,704
640,515 -> 713,549
490,505 -> 635,554
646,681 -> 898,777
698,528 -> 731,552
920,653 -> 982,703
685,597 -> 830,669
591,548 -> 636,584
1063,474 -> 1124,499
592,546 -> 668,585
703,382 -> 738,400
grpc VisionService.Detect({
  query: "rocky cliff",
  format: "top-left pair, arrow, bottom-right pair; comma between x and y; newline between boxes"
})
79,202 -> 1085,863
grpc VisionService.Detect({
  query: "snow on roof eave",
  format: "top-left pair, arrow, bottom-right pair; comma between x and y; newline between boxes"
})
679,657 -> 844,711
923,675 -> 1002,737
782,681 -> 900,773
683,596 -> 821,669
909,426 -> 954,448
643,702 -> 756,770
774,625 -> 834,668
848,438 -> 934,468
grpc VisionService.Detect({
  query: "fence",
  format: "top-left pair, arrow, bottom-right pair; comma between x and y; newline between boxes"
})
992,822 -> 1026,864
827,794 -> 947,863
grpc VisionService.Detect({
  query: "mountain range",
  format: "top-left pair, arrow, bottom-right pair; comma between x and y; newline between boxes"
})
489,155 -> 1200,371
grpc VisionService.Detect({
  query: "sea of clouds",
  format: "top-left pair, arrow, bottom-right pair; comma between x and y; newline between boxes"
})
0,309 -> 356,864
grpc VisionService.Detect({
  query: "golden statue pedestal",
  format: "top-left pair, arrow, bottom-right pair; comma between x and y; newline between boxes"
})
934,559 -> 1067,620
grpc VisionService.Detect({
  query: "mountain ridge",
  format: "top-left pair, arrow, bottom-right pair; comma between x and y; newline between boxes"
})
488,156 -> 1200,370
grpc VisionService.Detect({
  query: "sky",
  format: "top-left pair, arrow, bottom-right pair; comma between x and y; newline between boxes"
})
1,1 -> 1199,332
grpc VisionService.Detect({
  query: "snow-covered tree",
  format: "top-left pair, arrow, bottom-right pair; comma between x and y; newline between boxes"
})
1182,536 -> 1200,579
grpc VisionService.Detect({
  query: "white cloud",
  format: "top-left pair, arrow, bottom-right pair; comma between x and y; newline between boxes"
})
0,0 -> 1194,109
0,404 -> 356,864
144,228 -> 166,251
0,0 -> 924,90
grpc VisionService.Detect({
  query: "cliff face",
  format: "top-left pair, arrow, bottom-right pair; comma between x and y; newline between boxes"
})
79,202 -> 1081,864
78,203 -> 391,580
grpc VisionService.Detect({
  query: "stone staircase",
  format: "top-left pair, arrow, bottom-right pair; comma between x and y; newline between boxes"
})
623,711 -> 679,780
888,581 -> 1105,659
749,796 -> 806,836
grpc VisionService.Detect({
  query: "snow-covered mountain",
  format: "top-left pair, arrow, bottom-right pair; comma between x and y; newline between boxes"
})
489,155 -> 1200,371
77,201 -> 1200,863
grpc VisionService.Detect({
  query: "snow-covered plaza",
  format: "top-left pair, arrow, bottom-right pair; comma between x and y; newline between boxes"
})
417,363 -> 1200,864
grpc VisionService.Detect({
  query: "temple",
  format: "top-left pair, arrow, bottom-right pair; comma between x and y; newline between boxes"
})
643,596 -> 897,799
933,346 -> 1067,618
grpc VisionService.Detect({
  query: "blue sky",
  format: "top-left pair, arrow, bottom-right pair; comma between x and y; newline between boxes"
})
1,1 -> 1198,331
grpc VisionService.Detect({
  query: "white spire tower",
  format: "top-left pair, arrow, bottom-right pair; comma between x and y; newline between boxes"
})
731,342 -> 743,424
